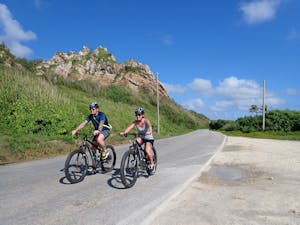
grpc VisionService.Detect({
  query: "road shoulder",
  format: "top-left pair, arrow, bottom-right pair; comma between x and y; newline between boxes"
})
148,136 -> 300,225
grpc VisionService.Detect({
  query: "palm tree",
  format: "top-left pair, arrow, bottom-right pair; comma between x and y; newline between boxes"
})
249,104 -> 259,116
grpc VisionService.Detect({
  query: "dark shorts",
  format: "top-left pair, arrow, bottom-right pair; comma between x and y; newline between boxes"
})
142,139 -> 154,146
93,130 -> 110,141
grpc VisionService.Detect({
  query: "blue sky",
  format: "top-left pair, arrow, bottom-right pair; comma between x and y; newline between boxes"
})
1,0 -> 300,120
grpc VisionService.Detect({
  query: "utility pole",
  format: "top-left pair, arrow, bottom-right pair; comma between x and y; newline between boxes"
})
156,72 -> 160,135
262,80 -> 266,131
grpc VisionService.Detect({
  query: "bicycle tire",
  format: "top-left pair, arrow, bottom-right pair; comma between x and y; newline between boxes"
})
64,149 -> 88,184
120,150 -> 138,188
146,146 -> 158,175
101,144 -> 116,172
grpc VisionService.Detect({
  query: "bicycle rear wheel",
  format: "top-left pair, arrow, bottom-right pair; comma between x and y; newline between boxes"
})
101,144 -> 116,172
120,150 -> 138,188
64,149 -> 88,184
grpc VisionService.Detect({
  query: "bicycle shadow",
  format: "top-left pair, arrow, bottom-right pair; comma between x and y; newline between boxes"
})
59,166 -> 151,187
58,167 -> 113,185
107,167 -> 151,189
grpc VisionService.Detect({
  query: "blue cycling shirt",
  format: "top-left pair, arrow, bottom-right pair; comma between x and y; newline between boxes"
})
85,112 -> 109,131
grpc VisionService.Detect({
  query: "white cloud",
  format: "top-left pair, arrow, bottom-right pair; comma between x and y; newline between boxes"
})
213,76 -> 283,111
167,75 -> 285,120
211,100 -> 235,112
163,82 -> 186,94
188,78 -> 213,96
266,96 -> 285,107
184,98 -> 205,111
0,3 -> 37,57
286,88 -> 300,95
162,34 -> 173,45
240,0 -> 282,25
34,0 -> 43,9
33,0 -> 51,11
216,76 -> 261,99
287,28 -> 300,40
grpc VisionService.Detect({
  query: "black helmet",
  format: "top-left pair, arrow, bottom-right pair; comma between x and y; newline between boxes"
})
89,102 -> 99,109
135,107 -> 145,115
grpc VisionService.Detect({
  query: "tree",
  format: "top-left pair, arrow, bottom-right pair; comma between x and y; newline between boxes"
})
249,105 -> 259,116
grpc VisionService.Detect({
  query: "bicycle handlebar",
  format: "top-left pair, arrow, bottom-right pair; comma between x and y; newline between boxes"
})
120,132 -> 138,138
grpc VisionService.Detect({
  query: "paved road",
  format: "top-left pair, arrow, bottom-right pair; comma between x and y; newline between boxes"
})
0,130 -> 225,225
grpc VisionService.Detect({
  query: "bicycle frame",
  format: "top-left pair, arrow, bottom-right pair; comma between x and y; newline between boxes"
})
80,136 -> 98,165
130,141 -> 148,170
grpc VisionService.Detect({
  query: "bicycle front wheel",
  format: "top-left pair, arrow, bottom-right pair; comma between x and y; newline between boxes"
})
64,149 -> 88,184
120,150 -> 138,188
101,144 -> 116,172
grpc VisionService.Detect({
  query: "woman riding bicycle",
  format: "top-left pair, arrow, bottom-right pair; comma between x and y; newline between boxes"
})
120,107 -> 156,173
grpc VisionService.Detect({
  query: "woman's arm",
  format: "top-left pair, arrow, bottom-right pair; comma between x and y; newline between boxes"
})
120,121 -> 136,135
145,119 -> 152,134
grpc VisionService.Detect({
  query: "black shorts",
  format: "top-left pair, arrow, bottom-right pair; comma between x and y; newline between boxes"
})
142,139 -> 154,146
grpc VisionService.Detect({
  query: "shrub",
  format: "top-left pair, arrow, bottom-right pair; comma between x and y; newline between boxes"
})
209,120 -> 228,130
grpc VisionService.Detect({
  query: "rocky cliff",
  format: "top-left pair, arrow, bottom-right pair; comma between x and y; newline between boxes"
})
36,46 -> 168,96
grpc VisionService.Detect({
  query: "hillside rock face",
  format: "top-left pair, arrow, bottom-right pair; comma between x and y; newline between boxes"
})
0,44 -> 22,69
36,46 -> 168,96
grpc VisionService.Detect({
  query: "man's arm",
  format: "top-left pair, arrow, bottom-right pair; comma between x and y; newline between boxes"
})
72,121 -> 88,136
98,121 -> 105,131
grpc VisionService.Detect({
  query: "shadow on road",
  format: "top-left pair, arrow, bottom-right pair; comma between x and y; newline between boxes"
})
58,167 -> 126,187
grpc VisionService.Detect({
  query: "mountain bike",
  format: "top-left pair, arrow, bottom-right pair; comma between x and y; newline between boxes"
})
120,133 -> 157,188
64,136 -> 116,184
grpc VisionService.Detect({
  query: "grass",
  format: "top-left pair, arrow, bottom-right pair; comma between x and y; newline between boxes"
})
0,67 -> 209,164
222,130 -> 300,141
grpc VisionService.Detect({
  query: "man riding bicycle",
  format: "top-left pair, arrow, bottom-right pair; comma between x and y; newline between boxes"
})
72,102 -> 110,163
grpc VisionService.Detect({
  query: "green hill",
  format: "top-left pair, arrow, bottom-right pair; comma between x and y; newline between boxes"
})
0,44 -> 209,164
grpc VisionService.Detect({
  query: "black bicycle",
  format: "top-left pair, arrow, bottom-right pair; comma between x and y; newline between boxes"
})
120,133 -> 157,188
64,136 -> 116,184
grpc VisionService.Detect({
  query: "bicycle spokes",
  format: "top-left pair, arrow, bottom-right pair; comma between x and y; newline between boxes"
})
100,145 -> 116,172
120,151 -> 138,188
65,149 -> 88,184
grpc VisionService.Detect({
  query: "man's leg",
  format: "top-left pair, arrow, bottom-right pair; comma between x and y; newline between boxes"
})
96,133 -> 108,159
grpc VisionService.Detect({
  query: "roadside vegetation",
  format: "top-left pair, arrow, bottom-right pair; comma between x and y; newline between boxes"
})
0,46 -> 209,164
1,44 -> 299,164
209,110 -> 300,140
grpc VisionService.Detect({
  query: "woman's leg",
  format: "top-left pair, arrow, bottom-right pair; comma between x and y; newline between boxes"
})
145,142 -> 154,165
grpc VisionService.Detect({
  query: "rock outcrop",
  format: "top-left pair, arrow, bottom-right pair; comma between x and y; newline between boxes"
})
36,46 -> 168,96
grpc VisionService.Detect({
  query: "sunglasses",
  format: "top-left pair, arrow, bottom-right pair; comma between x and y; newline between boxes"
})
135,114 -> 142,116
90,108 -> 97,111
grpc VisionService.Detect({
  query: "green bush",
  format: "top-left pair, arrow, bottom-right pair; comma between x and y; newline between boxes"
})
265,110 -> 300,132
236,116 -> 262,131
209,120 -> 229,130
221,121 -> 237,131
209,110 -> 300,133
0,68 -> 79,137
99,85 -> 139,105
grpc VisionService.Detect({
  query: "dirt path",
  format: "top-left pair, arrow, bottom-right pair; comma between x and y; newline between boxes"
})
148,136 -> 300,225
